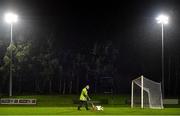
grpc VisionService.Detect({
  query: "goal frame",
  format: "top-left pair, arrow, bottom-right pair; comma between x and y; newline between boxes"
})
131,75 -> 163,109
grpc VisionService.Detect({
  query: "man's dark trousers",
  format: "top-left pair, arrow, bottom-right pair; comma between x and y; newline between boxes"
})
78,100 -> 89,110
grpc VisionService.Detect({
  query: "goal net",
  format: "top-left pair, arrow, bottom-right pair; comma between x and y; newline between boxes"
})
131,76 -> 163,109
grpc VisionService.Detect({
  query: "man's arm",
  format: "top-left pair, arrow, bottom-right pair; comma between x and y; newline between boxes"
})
85,89 -> 91,100
83,89 -> 91,100
87,94 -> 91,100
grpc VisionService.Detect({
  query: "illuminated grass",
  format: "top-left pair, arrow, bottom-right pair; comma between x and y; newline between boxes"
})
0,95 -> 179,115
0,107 -> 180,115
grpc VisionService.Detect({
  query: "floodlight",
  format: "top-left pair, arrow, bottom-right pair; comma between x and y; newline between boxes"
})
4,12 -> 18,24
156,15 -> 168,24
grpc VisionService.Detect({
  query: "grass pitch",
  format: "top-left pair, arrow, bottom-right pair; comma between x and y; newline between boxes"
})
0,107 -> 180,115
0,95 -> 179,115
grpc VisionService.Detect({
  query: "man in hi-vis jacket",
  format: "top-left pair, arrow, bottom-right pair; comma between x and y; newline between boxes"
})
78,85 -> 90,110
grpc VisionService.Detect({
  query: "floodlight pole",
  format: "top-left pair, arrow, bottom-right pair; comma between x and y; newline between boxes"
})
9,23 -> 13,97
156,14 -> 168,98
4,12 -> 18,97
161,23 -> 164,98
131,81 -> 134,108
141,76 -> 144,109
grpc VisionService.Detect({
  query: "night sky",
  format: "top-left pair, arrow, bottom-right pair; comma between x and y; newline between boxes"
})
1,0 -> 180,45
0,0 -> 180,95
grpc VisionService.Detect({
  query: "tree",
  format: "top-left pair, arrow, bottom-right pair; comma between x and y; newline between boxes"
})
38,33 -> 59,93
0,41 -> 32,94
14,42 -> 31,93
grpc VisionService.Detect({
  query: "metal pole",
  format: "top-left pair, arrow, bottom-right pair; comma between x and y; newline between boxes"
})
141,75 -> 144,109
9,23 -> 13,97
161,23 -> 164,98
131,81 -> 134,108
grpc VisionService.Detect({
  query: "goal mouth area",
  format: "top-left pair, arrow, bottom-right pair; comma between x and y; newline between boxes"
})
133,105 -> 164,109
150,106 -> 164,109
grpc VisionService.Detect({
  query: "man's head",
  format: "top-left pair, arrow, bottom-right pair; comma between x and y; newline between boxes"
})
86,85 -> 90,90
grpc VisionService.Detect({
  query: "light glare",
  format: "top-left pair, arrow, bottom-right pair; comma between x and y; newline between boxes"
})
4,13 -> 18,24
156,15 -> 168,24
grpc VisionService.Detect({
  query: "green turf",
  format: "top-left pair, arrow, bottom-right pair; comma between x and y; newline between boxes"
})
0,95 -> 179,115
0,107 -> 180,115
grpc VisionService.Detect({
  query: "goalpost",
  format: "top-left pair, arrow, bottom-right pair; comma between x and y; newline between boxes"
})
131,75 -> 164,109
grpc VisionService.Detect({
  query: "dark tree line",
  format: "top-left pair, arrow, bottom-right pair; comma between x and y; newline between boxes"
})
0,25 -> 179,97
0,29 -> 131,95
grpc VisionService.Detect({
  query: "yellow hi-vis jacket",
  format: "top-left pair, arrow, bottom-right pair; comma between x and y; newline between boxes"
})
80,87 -> 89,101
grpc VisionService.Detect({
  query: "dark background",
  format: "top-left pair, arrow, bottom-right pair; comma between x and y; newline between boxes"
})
0,0 -> 180,97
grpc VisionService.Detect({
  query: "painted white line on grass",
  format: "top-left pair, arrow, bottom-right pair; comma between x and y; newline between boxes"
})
0,114 -> 180,116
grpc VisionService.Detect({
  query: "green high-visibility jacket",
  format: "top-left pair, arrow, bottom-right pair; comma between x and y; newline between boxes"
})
79,87 -> 89,101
